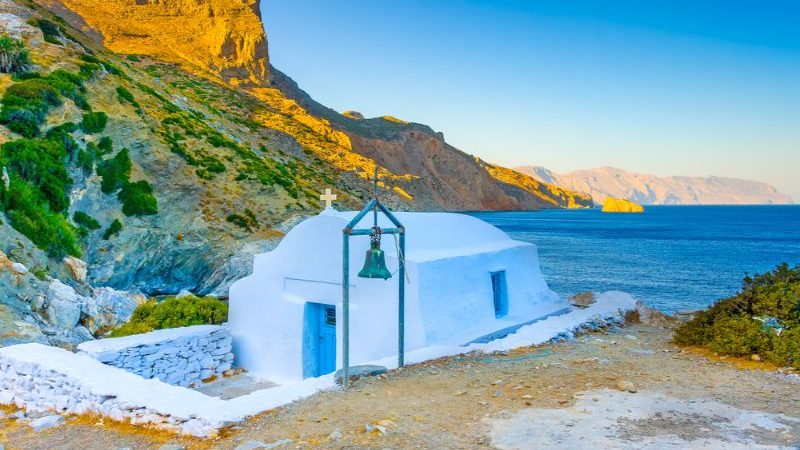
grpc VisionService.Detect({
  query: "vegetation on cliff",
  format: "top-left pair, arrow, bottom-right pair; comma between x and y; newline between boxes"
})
674,263 -> 800,369
0,35 -> 30,74
110,295 -> 228,337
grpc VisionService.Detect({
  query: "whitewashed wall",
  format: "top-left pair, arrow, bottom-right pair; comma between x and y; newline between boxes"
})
77,325 -> 233,387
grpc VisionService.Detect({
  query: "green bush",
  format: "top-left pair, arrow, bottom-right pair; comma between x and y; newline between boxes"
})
96,148 -> 131,193
80,111 -> 108,134
30,19 -> 62,45
102,218 -> 122,240
118,180 -> 158,216
1,178 -> 80,257
97,136 -> 113,154
674,263 -> 800,369
72,211 -> 100,230
109,295 -> 228,337
0,70 -> 87,137
226,209 -> 257,232
0,138 -> 70,212
116,86 -> 138,107
0,35 -> 31,74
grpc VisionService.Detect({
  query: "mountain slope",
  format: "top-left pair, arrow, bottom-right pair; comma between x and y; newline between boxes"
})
0,0 -> 593,345
517,166 -> 793,205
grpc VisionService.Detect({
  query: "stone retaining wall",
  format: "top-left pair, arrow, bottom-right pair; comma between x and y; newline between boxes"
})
77,325 -> 233,387
0,343 -> 232,437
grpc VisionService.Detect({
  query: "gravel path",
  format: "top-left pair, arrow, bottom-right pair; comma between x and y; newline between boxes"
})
2,322 -> 799,449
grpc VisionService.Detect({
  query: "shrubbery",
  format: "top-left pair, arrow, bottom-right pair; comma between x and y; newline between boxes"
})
102,218 -> 122,240
109,295 -> 228,337
96,148 -> 158,216
674,263 -> 800,369
0,35 -> 31,74
116,86 -> 138,107
80,111 -> 108,134
0,69 -> 89,137
226,209 -> 258,232
118,180 -> 158,216
73,211 -> 100,230
0,137 -> 81,257
96,148 -> 131,193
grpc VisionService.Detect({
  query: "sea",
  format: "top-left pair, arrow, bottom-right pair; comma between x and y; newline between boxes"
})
470,205 -> 800,313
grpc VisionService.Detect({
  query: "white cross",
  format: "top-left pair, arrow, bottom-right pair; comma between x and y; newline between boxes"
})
320,188 -> 337,209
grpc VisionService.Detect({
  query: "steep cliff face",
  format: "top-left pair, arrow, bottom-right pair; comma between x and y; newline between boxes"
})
53,0 -> 270,87
518,166 -> 794,205
270,68 -> 594,210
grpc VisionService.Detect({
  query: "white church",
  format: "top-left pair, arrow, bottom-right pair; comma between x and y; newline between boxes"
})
229,196 -> 570,383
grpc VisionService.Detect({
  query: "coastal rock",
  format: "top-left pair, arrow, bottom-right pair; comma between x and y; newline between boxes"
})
602,197 -> 644,213
570,292 -> 596,308
616,380 -> 637,393
63,256 -> 88,283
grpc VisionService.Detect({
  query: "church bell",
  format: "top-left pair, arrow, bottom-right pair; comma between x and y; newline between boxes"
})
358,227 -> 392,280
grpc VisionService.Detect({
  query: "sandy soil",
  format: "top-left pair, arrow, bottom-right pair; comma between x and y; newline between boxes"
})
2,322 -> 799,450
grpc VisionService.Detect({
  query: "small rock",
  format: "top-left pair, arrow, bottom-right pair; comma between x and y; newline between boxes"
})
335,365 -> 388,385
29,415 -> 65,432
235,441 -> 270,450
570,291 -> 596,308
751,354 -> 761,362
492,390 -> 503,398
521,394 -> 533,399
158,445 -> 185,450
454,390 -> 467,396
328,429 -> 343,441
365,423 -> 387,435
616,380 -> 637,393
10,262 -> 27,274
558,399 -> 570,405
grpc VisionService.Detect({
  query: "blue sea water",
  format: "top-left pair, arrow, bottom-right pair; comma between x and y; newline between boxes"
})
470,206 -> 800,313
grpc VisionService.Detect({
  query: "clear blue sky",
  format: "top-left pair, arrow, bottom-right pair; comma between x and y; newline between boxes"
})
261,1 -> 800,200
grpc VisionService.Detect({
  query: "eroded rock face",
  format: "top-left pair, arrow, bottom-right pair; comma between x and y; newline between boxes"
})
56,0 -> 270,87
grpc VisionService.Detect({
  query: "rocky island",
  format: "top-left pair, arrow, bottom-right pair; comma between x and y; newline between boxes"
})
602,197 -> 645,213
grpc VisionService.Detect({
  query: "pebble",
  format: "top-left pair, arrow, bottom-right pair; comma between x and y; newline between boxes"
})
236,440 -> 292,450
492,390 -> 503,398
616,380 -> 637,393
365,423 -> 387,435
235,441 -> 268,450
29,415 -> 65,432
751,354 -> 761,362
328,429 -> 343,441
158,445 -> 185,450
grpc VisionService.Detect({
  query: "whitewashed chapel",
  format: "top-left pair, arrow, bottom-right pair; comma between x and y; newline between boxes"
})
229,203 -> 569,383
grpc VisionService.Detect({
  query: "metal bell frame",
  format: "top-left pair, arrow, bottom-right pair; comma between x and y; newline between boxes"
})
341,167 -> 406,389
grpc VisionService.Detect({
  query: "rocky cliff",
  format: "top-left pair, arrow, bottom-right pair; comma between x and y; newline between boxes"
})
46,0 -> 270,87
0,0 -> 590,345
518,166 -> 793,205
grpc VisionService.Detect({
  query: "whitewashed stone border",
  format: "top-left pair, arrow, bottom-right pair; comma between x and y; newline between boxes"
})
77,325 -> 233,387
0,344 -> 233,436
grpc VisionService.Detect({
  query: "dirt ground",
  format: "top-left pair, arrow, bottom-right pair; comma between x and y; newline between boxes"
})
2,322 -> 799,450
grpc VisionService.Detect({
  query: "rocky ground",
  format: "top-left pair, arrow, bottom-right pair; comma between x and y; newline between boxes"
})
1,321 -> 799,450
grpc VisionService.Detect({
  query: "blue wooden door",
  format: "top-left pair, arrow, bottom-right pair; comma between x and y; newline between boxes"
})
317,305 -> 337,376
303,302 -> 336,378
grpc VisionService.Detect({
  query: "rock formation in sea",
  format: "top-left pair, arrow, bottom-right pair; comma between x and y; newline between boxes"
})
517,166 -> 793,205
602,198 -> 645,213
